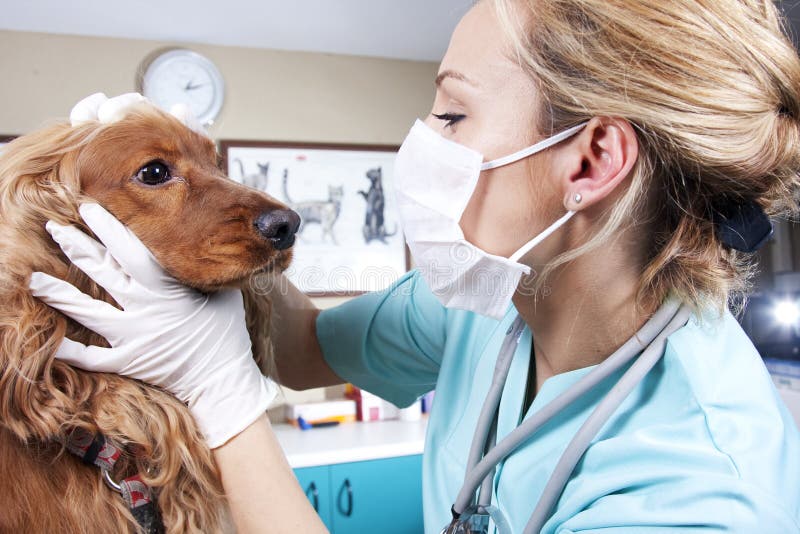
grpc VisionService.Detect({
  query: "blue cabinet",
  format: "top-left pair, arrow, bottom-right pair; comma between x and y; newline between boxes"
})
293,464 -> 333,531
329,455 -> 423,533
293,454 -> 423,534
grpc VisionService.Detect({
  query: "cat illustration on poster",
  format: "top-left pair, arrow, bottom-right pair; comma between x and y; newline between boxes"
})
282,169 -> 344,245
358,167 -> 397,244
235,159 -> 270,191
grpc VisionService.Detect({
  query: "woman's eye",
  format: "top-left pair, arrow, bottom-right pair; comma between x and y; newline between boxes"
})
432,112 -> 466,129
136,161 -> 172,185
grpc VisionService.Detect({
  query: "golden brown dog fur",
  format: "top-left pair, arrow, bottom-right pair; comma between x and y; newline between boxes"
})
0,104 -> 289,533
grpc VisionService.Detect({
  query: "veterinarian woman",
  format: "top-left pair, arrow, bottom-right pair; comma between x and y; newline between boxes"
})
30,0 -> 800,532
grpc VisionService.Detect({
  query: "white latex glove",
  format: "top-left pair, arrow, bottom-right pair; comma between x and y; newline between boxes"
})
29,203 -> 276,448
69,92 -> 208,137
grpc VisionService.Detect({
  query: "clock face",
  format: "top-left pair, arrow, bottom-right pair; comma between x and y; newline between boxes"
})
141,49 -> 224,126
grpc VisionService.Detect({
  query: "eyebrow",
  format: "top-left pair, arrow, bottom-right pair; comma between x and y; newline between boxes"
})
435,69 -> 478,88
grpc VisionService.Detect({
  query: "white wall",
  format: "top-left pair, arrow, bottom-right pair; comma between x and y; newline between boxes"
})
0,30 -> 438,142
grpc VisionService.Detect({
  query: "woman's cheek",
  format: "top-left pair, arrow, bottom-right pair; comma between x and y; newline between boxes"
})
460,174 -> 518,256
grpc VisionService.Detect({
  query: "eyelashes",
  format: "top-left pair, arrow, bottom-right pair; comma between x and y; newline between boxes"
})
432,112 -> 466,128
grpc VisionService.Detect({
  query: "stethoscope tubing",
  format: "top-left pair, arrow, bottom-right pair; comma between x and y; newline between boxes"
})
452,299 -> 685,524
523,304 -> 692,533
465,317 -> 527,478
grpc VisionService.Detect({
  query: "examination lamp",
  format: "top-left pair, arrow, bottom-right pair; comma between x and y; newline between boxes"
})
773,299 -> 800,327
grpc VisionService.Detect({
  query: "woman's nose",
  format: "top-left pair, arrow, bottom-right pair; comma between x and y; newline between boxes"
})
255,209 -> 301,250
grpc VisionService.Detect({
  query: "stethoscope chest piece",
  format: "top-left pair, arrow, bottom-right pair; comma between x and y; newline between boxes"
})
442,504 -> 513,534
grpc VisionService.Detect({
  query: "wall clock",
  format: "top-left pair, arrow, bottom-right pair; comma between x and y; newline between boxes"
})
137,48 -> 225,126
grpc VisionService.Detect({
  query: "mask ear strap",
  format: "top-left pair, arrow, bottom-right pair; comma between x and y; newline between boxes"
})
509,210 -> 576,263
480,123 -> 588,171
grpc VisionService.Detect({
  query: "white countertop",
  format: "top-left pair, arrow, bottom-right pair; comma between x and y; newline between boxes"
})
273,418 -> 428,468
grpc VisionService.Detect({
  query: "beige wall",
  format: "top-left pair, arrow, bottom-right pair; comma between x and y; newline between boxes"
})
0,29 -> 437,413
0,30 -> 438,143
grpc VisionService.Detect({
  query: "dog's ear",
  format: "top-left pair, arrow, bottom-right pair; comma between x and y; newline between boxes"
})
241,279 -> 276,378
0,122 -> 109,443
0,284 -> 68,441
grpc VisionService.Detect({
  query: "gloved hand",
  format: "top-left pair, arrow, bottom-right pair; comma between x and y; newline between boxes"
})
29,203 -> 277,448
69,91 -> 208,136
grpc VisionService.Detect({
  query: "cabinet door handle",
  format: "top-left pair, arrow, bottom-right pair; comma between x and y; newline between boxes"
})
305,481 -> 319,512
337,478 -> 353,517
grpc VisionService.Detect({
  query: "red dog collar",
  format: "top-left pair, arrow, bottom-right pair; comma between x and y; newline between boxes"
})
64,428 -> 164,534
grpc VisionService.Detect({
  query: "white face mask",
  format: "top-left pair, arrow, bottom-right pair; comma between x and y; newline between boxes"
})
393,119 -> 587,320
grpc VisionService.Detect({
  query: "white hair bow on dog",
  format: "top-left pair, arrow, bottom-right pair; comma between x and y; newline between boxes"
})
69,92 -> 208,137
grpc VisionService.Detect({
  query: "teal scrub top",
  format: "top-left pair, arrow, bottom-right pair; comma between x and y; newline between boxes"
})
316,270 -> 800,533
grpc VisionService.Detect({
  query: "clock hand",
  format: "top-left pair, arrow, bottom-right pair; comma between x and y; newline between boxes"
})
185,82 -> 205,91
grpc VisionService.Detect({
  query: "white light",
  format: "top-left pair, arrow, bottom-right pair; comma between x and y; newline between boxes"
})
773,300 -> 800,326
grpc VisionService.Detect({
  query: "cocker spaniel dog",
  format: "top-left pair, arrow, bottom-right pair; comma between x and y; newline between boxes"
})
0,94 -> 296,533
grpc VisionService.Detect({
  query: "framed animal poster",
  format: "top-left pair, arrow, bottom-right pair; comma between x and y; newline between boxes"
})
220,140 -> 409,296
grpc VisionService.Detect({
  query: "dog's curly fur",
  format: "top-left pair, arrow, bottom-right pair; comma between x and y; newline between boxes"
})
0,104 -> 290,533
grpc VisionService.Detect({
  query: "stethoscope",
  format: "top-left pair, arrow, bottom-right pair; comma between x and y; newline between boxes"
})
442,299 -> 692,534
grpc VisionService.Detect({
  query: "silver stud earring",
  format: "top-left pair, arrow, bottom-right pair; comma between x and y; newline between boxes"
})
574,193 -> 582,204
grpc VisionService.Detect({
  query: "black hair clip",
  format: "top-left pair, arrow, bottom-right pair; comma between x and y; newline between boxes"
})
712,198 -> 773,253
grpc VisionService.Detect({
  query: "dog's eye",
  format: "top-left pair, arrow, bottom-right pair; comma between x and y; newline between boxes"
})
136,161 -> 171,185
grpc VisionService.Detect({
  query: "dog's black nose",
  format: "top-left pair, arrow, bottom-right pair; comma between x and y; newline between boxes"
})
255,209 -> 301,250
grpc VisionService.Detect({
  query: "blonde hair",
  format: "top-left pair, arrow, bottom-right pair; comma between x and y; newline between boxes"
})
494,0 -> 800,312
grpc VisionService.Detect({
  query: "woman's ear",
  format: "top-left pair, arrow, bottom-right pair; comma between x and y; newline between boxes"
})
555,117 -> 638,211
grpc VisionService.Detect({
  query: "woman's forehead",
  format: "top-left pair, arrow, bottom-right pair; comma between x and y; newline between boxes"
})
438,1 -> 531,93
